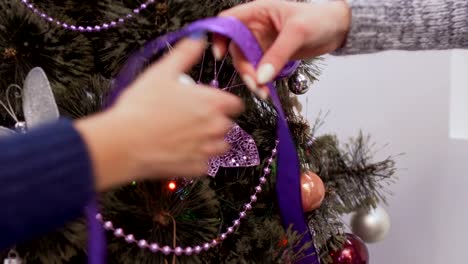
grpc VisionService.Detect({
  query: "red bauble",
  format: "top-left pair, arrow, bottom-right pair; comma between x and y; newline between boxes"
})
330,233 -> 369,264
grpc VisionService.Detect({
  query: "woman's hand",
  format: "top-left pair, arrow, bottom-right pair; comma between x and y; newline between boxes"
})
77,35 -> 244,190
213,0 -> 351,98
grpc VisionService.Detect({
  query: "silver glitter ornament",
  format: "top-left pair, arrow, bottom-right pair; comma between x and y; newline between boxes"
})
351,206 -> 391,243
288,72 -> 311,95
22,67 -> 59,129
0,67 -> 59,135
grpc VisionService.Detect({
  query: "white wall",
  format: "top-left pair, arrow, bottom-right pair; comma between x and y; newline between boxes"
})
450,50 -> 468,140
301,51 -> 468,264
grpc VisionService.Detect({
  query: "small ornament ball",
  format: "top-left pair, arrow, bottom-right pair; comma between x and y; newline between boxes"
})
301,171 -> 325,212
288,72 -> 311,95
4,249 -> 22,264
14,122 -> 27,133
351,206 -> 391,243
329,233 -> 369,264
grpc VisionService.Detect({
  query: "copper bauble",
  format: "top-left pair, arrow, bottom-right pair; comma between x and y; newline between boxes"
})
301,171 -> 325,212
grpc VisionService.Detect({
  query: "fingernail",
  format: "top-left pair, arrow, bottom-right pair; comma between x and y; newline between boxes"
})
242,75 -> 269,100
178,74 -> 196,85
212,45 -> 223,61
257,87 -> 269,100
189,31 -> 206,40
241,74 -> 258,92
256,64 -> 275,84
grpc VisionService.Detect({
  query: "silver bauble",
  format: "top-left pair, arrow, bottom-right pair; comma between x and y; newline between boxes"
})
288,72 -> 311,95
351,206 -> 391,243
4,250 -> 22,264
14,122 -> 27,133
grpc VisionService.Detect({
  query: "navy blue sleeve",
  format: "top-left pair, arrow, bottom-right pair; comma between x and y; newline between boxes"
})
0,119 -> 95,250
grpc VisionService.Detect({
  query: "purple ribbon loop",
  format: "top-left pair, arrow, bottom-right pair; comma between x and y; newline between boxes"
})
87,17 -> 318,264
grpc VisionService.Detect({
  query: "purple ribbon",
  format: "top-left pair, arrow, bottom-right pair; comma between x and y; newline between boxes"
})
87,17 -> 318,264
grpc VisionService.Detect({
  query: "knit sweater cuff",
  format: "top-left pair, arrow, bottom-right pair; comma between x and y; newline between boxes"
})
0,118 -> 95,249
334,0 -> 468,55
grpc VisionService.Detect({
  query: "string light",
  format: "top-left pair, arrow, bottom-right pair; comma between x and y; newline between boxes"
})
168,181 -> 177,191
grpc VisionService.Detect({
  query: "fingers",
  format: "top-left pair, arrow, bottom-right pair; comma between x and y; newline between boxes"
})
218,7 -> 243,18
213,0 -> 265,64
208,117 -> 234,138
213,90 -> 244,118
229,44 -> 269,100
218,1 -> 262,21
155,33 -> 207,75
256,21 -> 305,84
189,141 -> 228,176
200,139 -> 230,157
198,85 -> 244,118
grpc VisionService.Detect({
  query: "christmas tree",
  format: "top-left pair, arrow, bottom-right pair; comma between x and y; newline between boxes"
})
0,0 -> 396,263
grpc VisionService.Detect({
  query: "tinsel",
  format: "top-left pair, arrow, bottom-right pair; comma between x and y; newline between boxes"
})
0,0 -> 397,263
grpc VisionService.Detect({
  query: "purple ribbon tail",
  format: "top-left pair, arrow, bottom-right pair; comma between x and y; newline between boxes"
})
272,94 -> 319,264
86,200 -> 106,264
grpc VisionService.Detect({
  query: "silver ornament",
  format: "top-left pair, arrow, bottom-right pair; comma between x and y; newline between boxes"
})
0,67 -> 59,135
351,206 -> 391,243
288,72 -> 311,95
22,67 -> 59,129
3,250 -> 22,264
14,122 -> 27,133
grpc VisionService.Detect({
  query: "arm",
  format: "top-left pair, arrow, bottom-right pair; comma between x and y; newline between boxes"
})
0,119 -> 94,249
216,0 -> 468,87
337,0 -> 468,54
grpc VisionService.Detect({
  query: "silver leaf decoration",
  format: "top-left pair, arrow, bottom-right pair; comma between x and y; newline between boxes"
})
22,67 -> 59,129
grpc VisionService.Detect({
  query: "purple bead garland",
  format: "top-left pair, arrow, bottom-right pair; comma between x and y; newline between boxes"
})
96,143 -> 278,256
19,0 -> 155,32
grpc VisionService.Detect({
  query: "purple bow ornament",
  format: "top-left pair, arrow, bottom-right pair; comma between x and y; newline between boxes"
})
207,124 -> 260,177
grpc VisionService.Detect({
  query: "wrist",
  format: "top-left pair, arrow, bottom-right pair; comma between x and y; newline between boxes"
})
329,0 -> 352,49
75,111 -> 137,191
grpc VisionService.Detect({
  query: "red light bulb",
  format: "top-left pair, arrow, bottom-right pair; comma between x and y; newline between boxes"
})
168,181 -> 177,191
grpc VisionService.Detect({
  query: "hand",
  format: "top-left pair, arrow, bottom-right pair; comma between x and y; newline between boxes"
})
76,35 -> 244,191
213,0 -> 351,97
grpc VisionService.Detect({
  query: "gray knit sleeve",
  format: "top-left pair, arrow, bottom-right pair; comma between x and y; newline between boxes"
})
335,0 -> 468,55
